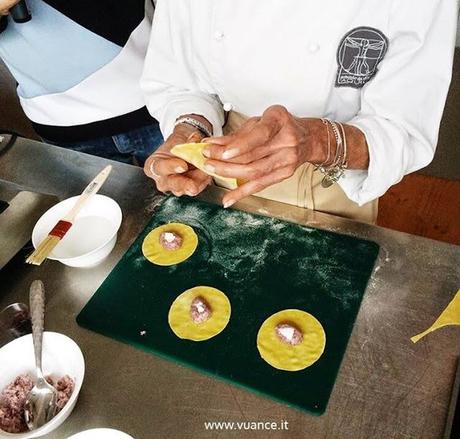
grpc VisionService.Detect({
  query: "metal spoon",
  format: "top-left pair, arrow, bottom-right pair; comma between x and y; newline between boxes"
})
24,280 -> 58,430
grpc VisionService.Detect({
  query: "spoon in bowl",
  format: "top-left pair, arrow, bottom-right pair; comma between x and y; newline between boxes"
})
24,280 -> 58,430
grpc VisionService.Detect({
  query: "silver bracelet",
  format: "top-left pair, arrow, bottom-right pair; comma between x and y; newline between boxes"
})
318,119 -> 348,188
174,116 -> 213,138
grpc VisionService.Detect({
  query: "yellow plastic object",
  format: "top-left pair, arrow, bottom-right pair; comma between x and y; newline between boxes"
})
168,286 -> 231,341
142,223 -> 198,266
411,289 -> 460,343
171,143 -> 238,190
257,309 -> 326,372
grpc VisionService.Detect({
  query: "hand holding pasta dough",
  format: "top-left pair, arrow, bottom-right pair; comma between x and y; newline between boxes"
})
202,105 -> 369,208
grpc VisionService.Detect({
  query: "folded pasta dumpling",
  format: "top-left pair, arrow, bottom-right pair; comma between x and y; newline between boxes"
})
171,143 -> 238,190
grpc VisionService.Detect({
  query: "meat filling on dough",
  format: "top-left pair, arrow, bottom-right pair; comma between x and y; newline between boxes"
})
275,323 -> 303,346
190,296 -> 212,324
159,231 -> 183,251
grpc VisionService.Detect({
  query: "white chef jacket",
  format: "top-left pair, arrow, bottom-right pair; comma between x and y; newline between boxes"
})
141,0 -> 459,205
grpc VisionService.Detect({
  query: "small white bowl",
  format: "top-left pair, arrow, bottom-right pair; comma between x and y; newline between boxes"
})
67,429 -> 134,439
32,195 -> 122,268
0,332 -> 85,439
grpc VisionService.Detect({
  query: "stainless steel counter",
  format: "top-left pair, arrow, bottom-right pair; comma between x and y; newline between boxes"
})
1,137 -> 459,439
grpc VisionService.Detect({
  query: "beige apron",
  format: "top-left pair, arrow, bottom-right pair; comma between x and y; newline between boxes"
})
223,112 -> 378,224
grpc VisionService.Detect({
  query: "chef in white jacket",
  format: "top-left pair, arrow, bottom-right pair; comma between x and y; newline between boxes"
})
141,0 -> 458,223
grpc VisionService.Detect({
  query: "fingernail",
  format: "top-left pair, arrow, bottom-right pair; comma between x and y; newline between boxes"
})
223,199 -> 235,208
186,190 -> 196,196
202,148 -> 211,158
175,166 -> 186,173
204,164 -> 215,173
222,148 -> 239,160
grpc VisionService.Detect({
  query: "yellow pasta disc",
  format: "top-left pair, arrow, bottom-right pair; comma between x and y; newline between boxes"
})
171,142 -> 239,190
257,309 -> 326,372
142,223 -> 198,266
168,286 -> 231,341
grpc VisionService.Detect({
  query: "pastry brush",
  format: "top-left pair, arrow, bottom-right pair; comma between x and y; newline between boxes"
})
25,165 -> 112,265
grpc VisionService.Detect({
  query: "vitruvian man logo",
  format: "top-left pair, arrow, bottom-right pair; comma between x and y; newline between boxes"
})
336,27 -> 389,88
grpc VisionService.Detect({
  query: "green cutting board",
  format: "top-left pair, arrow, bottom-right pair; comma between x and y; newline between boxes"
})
77,196 -> 379,414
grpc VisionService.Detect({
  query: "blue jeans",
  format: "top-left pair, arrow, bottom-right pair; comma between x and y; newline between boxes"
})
43,123 -> 163,166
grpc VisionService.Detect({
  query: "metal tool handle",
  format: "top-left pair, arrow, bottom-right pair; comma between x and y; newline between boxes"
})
29,280 -> 45,379
11,1 -> 32,23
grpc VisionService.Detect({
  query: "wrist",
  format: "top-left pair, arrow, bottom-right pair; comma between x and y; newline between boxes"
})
173,122 -> 201,138
300,118 -> 331,165
170,122 -> 206,149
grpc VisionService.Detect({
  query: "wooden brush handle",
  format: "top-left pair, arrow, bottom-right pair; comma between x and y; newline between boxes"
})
63,165 -> 112,223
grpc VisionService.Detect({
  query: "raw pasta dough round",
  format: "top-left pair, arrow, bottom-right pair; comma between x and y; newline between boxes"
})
257,309 -> 326,371
142,223 -> 198,266
168,286 -> 231,341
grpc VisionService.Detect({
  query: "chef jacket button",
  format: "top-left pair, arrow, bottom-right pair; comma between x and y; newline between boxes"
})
308,42 -> 321,53
223,102 -> 233,112
214,30 -> 225,40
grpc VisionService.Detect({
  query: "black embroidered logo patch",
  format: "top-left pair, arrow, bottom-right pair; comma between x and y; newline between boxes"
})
336,27 -> 389,88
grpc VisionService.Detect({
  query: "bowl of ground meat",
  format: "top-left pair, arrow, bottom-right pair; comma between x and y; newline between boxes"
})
0,332 -> 85,438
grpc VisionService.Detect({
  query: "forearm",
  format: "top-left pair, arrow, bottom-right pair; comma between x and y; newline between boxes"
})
301,118 -> 369,170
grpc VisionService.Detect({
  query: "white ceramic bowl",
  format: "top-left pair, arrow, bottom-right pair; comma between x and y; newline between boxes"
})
0,332 -> 85,439
32,195 -> 122,268
67,429 -> 134,439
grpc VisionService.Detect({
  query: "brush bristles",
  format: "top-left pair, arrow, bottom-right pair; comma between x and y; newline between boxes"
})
26,235 -> 61,265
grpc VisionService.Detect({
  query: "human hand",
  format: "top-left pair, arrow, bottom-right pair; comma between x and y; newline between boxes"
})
0,0 -> 19,16
144,123 -> 212,197
202,105 -> 324,207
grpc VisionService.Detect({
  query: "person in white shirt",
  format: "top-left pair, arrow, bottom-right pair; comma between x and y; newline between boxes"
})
141,0 -> 458,223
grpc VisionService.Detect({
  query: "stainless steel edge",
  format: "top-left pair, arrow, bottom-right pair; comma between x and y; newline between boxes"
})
0,137 -> 459,439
